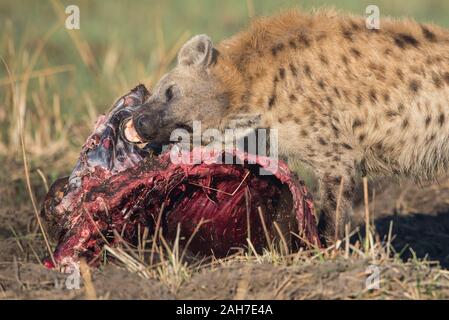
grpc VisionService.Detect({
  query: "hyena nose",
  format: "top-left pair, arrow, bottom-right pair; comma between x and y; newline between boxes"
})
133,114 -> 158,142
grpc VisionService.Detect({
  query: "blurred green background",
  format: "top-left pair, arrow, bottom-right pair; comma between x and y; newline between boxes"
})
0,0 -> 448,178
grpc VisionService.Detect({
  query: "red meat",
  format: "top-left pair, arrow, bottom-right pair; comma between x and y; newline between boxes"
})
41,85 -> 321,269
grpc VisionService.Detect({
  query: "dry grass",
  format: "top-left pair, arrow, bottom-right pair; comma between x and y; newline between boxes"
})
92,176 -> 448,299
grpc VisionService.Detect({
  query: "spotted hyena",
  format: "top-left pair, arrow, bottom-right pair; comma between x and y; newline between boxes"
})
132,9 -> 449,244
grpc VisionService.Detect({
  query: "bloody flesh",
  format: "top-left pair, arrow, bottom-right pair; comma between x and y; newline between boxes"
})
41,85 -> 321,269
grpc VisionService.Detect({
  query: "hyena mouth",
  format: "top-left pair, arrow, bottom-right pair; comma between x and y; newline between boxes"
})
41,84 -> 320,270
121,118 -> 143,144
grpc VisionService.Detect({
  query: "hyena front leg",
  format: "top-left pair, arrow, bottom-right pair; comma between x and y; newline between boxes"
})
317,167 -> 356,245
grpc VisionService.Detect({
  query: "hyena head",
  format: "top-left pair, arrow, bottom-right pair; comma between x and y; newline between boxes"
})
133,35 -> 226,146
132,35 -> 259,148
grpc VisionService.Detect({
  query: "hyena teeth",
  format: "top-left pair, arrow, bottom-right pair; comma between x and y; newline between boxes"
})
122,119 -> 142,143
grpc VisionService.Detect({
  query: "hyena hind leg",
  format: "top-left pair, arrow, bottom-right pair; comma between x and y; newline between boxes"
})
317,168 -> 356,245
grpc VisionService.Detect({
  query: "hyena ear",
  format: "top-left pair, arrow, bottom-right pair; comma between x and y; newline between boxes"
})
177,34 -> 217,68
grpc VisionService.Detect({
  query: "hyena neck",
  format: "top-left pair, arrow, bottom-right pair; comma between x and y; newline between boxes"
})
213,12 -> 316,127
211,51 -> 247,111
213,44 -> 285,133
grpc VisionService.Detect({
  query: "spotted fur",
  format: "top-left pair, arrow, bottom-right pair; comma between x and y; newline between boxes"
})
134,9 -> 449,244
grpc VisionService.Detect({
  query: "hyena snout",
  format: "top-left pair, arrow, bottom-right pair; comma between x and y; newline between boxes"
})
133,113 -> 161,143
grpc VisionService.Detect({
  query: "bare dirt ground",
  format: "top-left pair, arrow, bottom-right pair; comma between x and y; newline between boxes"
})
2,160 -> 449,300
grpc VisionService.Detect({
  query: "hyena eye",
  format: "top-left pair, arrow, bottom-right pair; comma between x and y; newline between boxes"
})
165,86 -> 174,102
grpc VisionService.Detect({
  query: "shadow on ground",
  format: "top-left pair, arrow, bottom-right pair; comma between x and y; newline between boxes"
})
351,176 -> 449,268
375,212 -> 449,268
